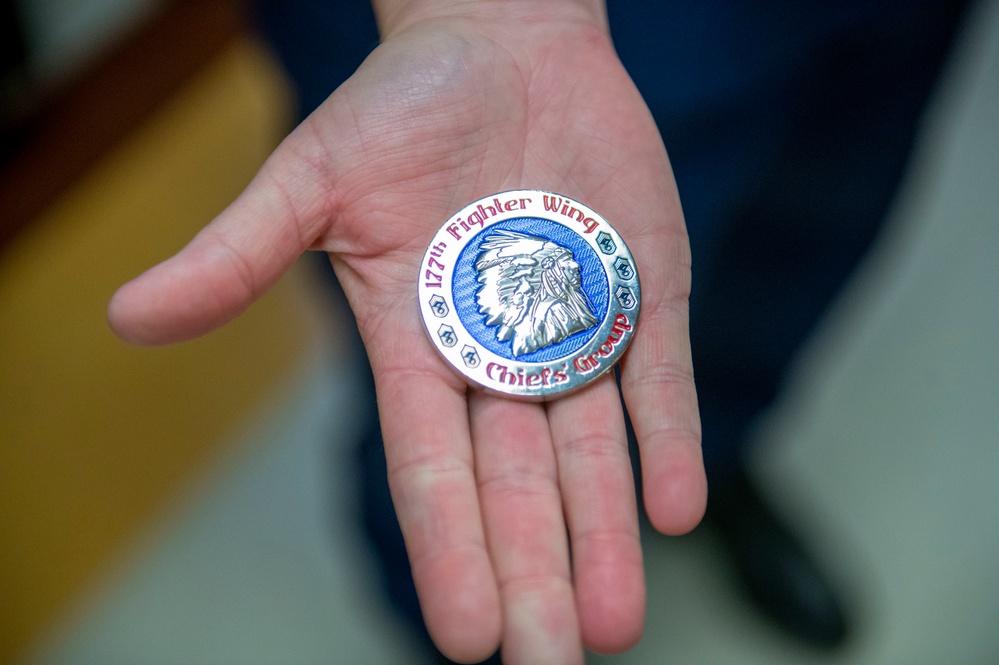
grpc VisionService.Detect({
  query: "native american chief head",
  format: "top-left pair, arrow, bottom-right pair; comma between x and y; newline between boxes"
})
474,230 -> 598,357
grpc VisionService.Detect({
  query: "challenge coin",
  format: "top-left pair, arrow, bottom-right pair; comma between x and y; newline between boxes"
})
418,190 -> 640,399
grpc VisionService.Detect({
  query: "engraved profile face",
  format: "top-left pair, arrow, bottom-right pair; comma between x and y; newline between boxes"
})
474,230 -> 598,357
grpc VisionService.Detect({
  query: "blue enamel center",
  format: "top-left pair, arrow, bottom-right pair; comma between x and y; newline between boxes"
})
452,217 -> 609,363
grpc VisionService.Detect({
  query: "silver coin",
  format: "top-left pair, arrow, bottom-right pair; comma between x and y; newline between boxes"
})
418,190 -> 640,400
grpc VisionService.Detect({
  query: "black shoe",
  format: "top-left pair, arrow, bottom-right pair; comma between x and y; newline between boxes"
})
705,467 -> 850,649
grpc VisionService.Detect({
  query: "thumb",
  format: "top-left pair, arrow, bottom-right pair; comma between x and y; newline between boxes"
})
108,128 -> 336,345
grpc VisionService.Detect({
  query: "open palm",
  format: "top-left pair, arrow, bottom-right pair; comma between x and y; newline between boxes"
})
110,6 -> 705,664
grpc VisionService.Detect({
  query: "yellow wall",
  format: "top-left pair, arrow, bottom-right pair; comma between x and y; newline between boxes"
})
0,39 -> 311,662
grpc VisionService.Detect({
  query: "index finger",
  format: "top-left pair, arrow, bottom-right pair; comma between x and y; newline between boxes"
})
372,326 -> 501,663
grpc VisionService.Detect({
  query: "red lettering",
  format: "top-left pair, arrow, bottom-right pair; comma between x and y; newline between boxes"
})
487,362 -> 570,389
487,363 -> 516,385
542,195 -> 599,233
573,315 -> 633,374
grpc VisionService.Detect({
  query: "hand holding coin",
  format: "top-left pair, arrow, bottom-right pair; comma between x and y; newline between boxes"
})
108,4 -> 705,662
420,191 -> 640,399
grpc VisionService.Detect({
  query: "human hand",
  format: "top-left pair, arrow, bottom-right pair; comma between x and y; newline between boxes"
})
109,1 -> 705,662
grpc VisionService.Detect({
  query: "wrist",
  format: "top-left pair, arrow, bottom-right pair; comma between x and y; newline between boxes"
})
372,0 -> 608,40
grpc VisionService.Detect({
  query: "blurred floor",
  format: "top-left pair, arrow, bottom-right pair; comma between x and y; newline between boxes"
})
9,2 -> 999,664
